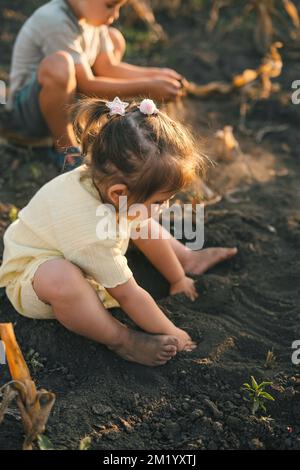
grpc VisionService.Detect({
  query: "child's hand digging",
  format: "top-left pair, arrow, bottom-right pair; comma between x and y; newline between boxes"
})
170,276 -> 198,301
169,327 -> 197,352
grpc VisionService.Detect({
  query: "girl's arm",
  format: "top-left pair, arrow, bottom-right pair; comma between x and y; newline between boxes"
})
106,277 -> 177,335
75,62 -> 182,101
92,51 -> 182,81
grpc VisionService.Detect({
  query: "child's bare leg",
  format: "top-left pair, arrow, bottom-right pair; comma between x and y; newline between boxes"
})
134,218 -> 237,276
108,27 -> 126,62
38,51 -> 78,149
32,259 -> 178,366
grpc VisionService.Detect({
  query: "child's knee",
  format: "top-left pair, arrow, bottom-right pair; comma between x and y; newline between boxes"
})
38,51 -> 76,90
33,259 -> 83,303
108,27 -> 126,60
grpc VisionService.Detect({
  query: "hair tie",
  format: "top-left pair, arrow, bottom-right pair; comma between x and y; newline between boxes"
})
138,99 -> 159,116
106,97 -> 129,116
105,97 -> 159,118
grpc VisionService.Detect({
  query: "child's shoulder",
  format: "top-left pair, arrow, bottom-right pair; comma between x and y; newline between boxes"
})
34,165 -> 99,203
26,0 -> 78,33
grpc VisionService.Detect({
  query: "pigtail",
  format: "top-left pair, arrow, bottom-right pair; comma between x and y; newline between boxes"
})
70,97 -> 110,156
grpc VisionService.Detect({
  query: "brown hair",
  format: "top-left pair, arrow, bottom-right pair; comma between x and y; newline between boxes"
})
71,97 -> 206,204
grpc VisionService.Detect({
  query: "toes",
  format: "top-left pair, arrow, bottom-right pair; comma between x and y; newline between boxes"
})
164,335 -> 179,348
164,345 -> 178,354
158,354 -> 173,362
223,247 -> 238,259
159,351 -> 176,360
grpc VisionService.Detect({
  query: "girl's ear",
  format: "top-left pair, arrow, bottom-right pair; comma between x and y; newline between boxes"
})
107,184 -> 128,207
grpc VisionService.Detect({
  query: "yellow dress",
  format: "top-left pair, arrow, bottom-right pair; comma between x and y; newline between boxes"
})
0,165 -> 134,319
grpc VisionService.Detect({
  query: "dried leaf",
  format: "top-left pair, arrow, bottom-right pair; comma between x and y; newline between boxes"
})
282,0 -> 300,27
233,69 -> 258,88
184,80 -> 233,97
0,323 -> 56,450
128,0 -> 166,40
37,434 -> 55,450
254,0 -> 274,52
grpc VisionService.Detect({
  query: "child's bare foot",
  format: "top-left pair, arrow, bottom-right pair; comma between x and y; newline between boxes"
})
182,247 -> 238,276
108,328 -> 179,367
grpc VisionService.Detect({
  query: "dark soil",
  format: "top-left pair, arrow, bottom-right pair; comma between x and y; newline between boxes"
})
0,0 -> 300,450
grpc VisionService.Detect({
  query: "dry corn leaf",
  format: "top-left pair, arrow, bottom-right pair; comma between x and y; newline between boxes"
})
214,125 -> 240,161
0,323 -> 55,450
232,69 -> 258,88
184,80 -> 233,97
128,0 -> 166,40
184,40 -> 282,101
258,41 -> 283,78
257,41 -> 283,98
282,0 -> 300,27
207,0 -> 231,32
254,0 -> 274,52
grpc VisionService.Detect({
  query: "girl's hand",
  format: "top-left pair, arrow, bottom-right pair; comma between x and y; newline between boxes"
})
148,77 -> 184,101
170,276 -> 198,301
148,67 -> 182,81
169,327 -> 197,352
157,67 -> 183,81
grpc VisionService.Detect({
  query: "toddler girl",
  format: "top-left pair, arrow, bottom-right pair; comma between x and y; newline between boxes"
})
0,97 -> 237,367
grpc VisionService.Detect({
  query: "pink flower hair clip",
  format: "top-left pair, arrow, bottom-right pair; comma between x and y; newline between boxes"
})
138,99 -> 159,116
106,97 -> 129,116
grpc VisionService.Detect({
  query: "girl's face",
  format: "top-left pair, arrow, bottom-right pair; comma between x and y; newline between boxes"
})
106,184 -> 175,222
76,0 -> 127,27
130,190 -> 175,221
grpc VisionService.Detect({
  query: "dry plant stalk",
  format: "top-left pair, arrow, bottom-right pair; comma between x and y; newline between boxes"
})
207,0 -> 231,33
250,0 -> 300,50
252,0 -> 275,53
257,41 -> 283,98
128,0 -> 167,40
184,81 -> 233,97
282,0 -> 300,28
214,126 -> 240,161
0,323 -> 55,450
184,41 -> 283,100
206,0 -> 299,51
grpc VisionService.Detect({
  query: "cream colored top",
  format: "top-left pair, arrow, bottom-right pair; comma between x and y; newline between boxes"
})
0,165 -> 135,290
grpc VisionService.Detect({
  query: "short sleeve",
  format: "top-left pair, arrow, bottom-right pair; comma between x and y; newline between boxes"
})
41,30 -> 86,65
69,240 -> 133,288
98,26 -> 114,55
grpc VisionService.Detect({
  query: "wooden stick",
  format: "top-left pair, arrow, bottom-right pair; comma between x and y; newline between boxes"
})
0,323 -> 55,450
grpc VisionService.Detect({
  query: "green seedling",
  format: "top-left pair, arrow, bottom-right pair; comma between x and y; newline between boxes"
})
79,436 -> 92,450
242,376 -> 275,415
8,206 -> 19,222
264,350 -> 276,369
37,434 -> 54,450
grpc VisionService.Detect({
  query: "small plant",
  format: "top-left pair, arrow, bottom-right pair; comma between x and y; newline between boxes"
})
37,434 -> 54,450
264,350 -> 276,369
79,436 -> 92,450
242,376 -> 275,415
8,205 -> 18,222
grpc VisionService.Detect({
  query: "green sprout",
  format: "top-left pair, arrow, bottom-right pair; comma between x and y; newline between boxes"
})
242,376 -> 275,415
37,434 -> 54,450
8,205 -> 19,222
79,436 -> 92,450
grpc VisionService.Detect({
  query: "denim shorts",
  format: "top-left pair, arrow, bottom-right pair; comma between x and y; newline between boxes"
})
10,73 -> 50,138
